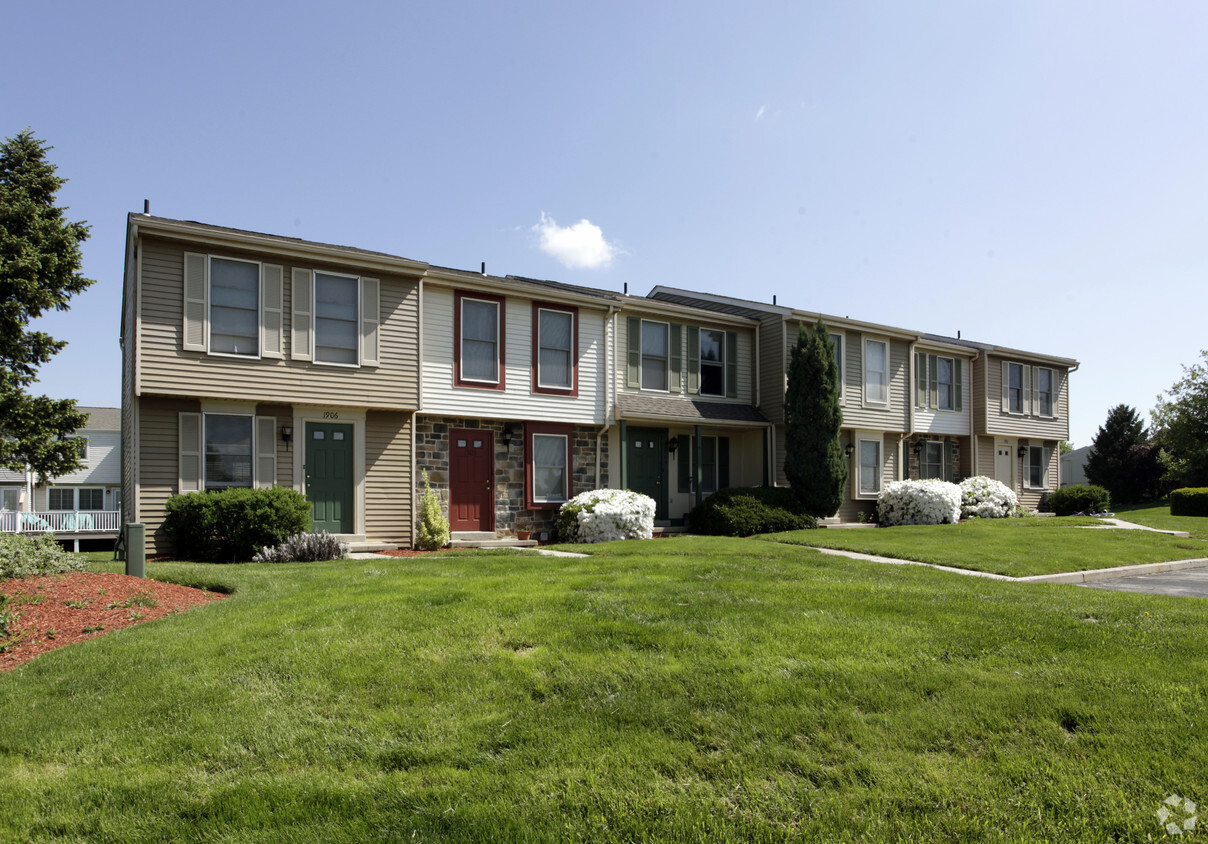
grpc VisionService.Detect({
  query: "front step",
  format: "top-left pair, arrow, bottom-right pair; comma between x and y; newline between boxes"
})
450,538 -> 539,549
333,534 -> 398,553
451,531 -> 497,542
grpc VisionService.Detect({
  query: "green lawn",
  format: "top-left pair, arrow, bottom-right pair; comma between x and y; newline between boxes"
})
1,537 -> 1206,841
760,516 -> 1208,577
1114,502 -> 1208,541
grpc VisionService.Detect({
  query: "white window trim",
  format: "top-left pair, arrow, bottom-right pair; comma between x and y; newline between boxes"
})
854,432 -> 883,499
921,440 -> 945,480
531,432 -> 570,503
1005,361 -> 1026,416
1026,445 -> 1048,489
1036,367 -> 1056,419
936,355 -> 955,411
312,269 -> 362,369
77,487 -> 105,511
639,318 -> 671,393
536,306 -> 575,390
863,338 -> 890,408
698,328 -> 726,398
460,295 -> 503,385
829,330 -> 845,402
202,412 -> 256,491
207,255 -> 263,360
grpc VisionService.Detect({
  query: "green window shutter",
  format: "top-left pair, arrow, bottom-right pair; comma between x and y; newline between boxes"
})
677,437 -> 691,493
954,359 -> 963,411
718,437 -> 731,489
726,331 -> 738,398
670,323 -> 683,394
928,354 -> 938,409
686,325 -> 699,394
626,317 -> 641,388
915,352 -> 925,408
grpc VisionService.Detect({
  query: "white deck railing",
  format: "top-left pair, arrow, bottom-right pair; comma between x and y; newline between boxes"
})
0,510 -> 121,534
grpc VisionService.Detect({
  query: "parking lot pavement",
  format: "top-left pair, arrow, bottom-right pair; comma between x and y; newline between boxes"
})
1084,568 -> 1208,599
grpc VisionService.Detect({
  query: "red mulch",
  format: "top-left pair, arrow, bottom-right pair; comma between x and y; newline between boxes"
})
0,573 -> 225,671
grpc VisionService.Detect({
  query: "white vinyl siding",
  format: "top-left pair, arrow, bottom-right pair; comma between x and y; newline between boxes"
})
421,287 -> 606,424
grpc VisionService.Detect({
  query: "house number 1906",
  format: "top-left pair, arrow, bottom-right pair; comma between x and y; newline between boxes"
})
323,411 -> 339,419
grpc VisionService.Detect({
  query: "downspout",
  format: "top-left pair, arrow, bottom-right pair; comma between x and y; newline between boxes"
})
412,277 -> 425,549
968,349 -> 980,476
753,321 -> 760,408
903,337 -> 920,480
1056,361 -> 1079,488
596,304 -> 620,488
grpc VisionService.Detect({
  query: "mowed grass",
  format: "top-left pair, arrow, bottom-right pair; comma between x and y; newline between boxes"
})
0,537 -> 1206,841
761,516 -> 1208,577
1114,503 -> 1208,541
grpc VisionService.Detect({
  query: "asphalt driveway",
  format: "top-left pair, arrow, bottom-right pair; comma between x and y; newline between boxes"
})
1084,567 -> 1208,599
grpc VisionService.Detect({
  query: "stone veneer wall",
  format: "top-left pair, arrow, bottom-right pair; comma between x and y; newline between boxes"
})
414,416 -> 608,537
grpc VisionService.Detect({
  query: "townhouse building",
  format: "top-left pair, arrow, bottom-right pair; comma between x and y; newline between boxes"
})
120,213 -> 1077,553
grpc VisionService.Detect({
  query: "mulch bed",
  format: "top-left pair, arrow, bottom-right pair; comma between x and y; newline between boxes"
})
0,573 -> 224,671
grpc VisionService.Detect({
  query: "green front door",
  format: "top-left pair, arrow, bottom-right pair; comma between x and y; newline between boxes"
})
305,422 -> 353,534
626,427 -> 668,520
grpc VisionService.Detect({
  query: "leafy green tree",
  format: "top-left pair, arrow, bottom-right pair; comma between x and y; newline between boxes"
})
1152,350 -> 1208,490
1084,404 -> 1155,504
784,319 -> 846,516
0,129 -> 93,479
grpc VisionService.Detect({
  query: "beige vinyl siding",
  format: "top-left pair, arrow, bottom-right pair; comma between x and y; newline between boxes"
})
758,314 -> 786,422
137,237 -> 419,409
365,411 -> 414,545
138,395 -> 201,555
976,435 -> 996,480
983,355 -> 1071,440
828,331 -> 910,431
256,403 -> 294,489
422,286 -> 607,424
616,312 -> 755,404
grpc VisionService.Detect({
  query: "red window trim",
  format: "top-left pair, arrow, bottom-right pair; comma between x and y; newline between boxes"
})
530,301 -> 579,397
453,290 -> 506,390
524,421 -> 573,510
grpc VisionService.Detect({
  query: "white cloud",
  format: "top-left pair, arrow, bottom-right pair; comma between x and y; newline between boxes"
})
755,105 -> 767,121
532,212 -> 618,269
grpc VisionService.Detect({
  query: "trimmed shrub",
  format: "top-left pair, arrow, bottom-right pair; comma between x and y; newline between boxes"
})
0,533 -> 87,580
959,476 -> 1018,519
415,469 -> 450,550
1042,484 -> 1111,517
164,486 -> 312,562
253,531 -> 349,563
557,489 -> 655,543
689,487 -> 818,536
878,480 -> 962,526
1170,488 -> 1208,517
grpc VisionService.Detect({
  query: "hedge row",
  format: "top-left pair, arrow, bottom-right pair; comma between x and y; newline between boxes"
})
1170,488 -> 1208,517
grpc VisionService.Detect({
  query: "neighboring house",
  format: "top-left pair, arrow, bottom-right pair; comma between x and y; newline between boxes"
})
0,407 -> 123,550
121,215 -> 423,554
1060,445 -> 1091,487
649,287 -> 1078,517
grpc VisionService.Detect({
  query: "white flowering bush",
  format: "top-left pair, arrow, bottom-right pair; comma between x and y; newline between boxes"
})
959,475 -> 1018,519
877,479 -> 962,526
556,489 -> 656,543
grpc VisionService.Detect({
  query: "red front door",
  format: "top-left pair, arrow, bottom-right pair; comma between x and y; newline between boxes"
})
449,428 -> 494,532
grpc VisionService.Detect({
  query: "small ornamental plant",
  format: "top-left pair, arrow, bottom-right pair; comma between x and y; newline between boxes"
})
556,489 -> 656,543
959,476 -> 1018,519
415,470 -> 451,551
877,479 -> 962,526
253,531 -> 350,563
0,533 -> 87,580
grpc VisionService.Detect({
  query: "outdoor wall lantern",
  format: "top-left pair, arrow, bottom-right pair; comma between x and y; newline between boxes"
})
912,441 -> 923,456
844,442 -> 855,458
1017,445 -> 1028,458
280,425 -> 293,445
502,422 -> 520,452
668,436 -> 679,455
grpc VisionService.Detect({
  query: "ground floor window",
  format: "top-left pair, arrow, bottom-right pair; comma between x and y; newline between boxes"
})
1,488 -> 20,510
525,422 -> 573,508
48,488 -> 74,510
920,441 -> 944,480
1027,445 -> 1047,488
858,437 -> 882,496
676,434 -> 730,494
205,414 -> 254,490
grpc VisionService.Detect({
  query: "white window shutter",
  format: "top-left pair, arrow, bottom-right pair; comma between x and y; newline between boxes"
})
1000,360 -> 1009,411
178,412 -> 203,492
360,277 -> 380,366
255,416 -> 277,488
183,253 -> 208,352
291,268 -> 313,361
1024,366 -> 1034,416
261,264 -> 284,359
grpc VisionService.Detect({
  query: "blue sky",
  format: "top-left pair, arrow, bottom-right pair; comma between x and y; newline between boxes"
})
6,1 -> 1207,448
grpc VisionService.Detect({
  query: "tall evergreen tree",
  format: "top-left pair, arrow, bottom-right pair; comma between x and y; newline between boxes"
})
0,129 -> 94,479
784,319 -> 846,516
1084,404 -> 1151,504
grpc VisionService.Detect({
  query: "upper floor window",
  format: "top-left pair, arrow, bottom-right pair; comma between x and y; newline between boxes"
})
204,414 -> 254,491
641,320 -> 669,391
1007,362 -> 1024,414
209,257 -> 259,357
455,291 -> 505,388
1037,367 -> 1054,417
864,339 -> 888,405
314,272 -> 358,365
936,357 -> 954,410
829,333 -> 844,395
699,329 -> 725,397
533,304 -> 577,394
